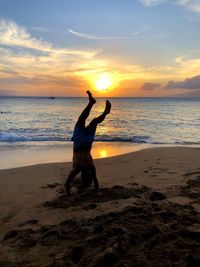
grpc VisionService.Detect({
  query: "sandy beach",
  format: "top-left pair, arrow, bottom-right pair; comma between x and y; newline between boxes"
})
1,146 -> 200,266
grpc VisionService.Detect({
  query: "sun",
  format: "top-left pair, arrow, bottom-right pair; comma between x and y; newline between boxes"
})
95,73 -> 112,92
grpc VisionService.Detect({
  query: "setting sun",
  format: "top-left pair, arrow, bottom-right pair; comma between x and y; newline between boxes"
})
95,73 -> 112,92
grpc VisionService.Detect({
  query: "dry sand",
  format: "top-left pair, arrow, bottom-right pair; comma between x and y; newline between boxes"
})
0,147 -> 200,266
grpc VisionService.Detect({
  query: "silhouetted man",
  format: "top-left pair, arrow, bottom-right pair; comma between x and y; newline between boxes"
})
65,90 -> 111,196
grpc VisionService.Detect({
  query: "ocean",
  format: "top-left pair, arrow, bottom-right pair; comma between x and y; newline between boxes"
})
0,97 -> 199,169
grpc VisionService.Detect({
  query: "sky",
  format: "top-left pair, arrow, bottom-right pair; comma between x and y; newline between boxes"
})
1,0 -> 200,97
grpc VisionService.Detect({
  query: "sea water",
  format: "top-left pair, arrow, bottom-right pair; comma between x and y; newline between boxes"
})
0,97 -> 199,169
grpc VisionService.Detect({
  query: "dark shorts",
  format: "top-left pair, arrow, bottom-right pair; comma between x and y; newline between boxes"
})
72,125 -> 95,151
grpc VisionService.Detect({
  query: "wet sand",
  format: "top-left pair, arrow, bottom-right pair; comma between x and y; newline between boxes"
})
0,141 -> 147,170
0,147 -> 200,266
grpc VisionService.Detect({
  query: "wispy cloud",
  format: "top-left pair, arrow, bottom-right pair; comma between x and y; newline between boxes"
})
176,0 -> 200,13
0,20 -> 52,52
29,26 -> 51,32
139,0 -> 200,13
68,29 -> 139,40
175,55 -> 200,77
0,20 -> 99,57
139,0 -> 165,7
68,28 -> 167,41
0,20 -> 106,95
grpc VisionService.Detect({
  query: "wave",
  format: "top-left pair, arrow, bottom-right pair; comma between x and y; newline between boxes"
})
174,141 -> 200,145
95,134 -> 152,143
0,133 -> 67,142
0,132 -> 199,145
0,132 -> 152,143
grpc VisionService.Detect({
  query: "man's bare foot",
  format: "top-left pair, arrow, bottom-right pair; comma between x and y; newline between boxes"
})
87,90 -> 96,104
104,100 -> 111,114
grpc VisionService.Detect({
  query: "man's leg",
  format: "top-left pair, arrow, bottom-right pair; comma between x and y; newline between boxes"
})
65,168 -> 80,196
76,91 -> 96,127
87,100 -> 111,129
77,165 -> 99,192
81,167 -> 93,188
90,165 -> 99,192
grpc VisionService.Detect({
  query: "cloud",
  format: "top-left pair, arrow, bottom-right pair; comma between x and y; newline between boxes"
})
68,29 -> 167,42
174,56 -> 200,77
141,82 -> 161,90
0,20 -> 99,58
2,20 -> 199,96
68,29 -> 139,40
0,20 -> 52,51
29,26 -> 51,32
0,20 -> 107,95
0,20 -> 101,75
165,75 -> 200,89
139,0 -> 165,6
176,0 -> 200,13
139,0 -> 200,13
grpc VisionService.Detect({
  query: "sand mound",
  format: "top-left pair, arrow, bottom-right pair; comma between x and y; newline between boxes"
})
1,183 -> 200,267
181,171 -> 200,201
43,184 -> 150,209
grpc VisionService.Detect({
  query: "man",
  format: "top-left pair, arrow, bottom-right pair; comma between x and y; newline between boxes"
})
65,90 -> 111,196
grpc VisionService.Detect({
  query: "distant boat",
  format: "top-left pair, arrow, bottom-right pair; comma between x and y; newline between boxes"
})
48,89 -> 55,99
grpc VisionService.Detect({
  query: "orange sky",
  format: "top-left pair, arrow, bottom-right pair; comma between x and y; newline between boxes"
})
1,0 -> 200,97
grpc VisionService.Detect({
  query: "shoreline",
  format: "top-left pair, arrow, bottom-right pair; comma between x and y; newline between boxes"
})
0,142 -> 150,170
0,142 -> 200,170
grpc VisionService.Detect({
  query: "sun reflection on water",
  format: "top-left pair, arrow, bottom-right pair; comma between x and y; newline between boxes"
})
99,149 -> 108,158
91,142 -> 146,160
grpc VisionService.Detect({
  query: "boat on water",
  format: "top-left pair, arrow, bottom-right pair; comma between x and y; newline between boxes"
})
48,96 -> 55,99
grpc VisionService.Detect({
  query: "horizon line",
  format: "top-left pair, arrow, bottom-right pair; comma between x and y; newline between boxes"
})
0,95 -> 199,98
